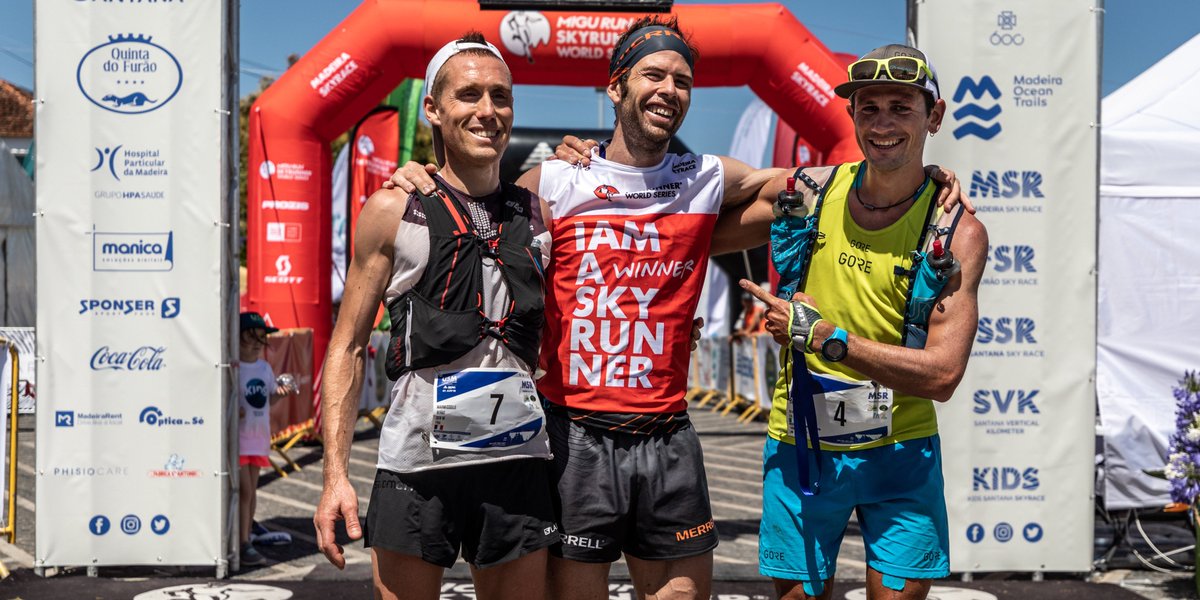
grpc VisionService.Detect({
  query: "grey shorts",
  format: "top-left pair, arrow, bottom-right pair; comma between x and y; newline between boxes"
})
546,410 -> 718,562
364,457 -> 559,569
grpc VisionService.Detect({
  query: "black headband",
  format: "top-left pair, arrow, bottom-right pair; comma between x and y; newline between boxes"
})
608,26 -> 694,85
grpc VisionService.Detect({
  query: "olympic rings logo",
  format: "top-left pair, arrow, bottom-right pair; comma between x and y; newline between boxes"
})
990,31 -> 1025,46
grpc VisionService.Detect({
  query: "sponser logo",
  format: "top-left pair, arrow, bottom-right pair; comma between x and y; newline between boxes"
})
976,317 -> 1036,345
989,245 -> 1036,273
499,11 -> 552,59
972,466 -> 1039,491
973,389 -> 1040,414
149,453 -> 201,478
139,406 -> 203,427
593,185 -> 619,201
90,346 -> 166,371
51,465 -> 128,477
93,230 -> 173,271
674,519 -> 715,542
79,297 -> 180,318
951,76 -> 1002,140
671,158 -> 697,174
76,34 -> 182,115
969,170 -> 1044,199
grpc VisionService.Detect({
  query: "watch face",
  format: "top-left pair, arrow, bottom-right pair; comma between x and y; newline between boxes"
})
822,338 -> 848,362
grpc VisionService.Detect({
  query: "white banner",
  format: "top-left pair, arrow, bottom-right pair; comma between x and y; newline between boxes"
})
0,328 -> 35,414
35,2 -> 233,568
915,1 -> 1099,572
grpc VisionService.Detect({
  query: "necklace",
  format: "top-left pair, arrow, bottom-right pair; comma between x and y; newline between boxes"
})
851,162 -> 930,211
853,186 -> 921,211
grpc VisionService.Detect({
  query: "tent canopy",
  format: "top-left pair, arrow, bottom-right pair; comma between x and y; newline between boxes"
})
1098,33 -> 1200,510
1101,33 -> 1200,199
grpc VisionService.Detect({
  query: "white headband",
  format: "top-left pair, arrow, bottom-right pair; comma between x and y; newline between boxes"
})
422,39 -> 506,108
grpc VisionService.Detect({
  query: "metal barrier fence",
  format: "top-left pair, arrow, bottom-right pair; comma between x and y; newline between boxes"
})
687,333 -> 780,422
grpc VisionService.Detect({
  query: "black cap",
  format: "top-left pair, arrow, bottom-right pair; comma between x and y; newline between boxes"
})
240,311 -> 279,334
833,44 -> 940,102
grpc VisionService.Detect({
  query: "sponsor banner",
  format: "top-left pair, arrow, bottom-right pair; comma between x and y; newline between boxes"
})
348,107 -> 399,250
915,0 -> 1098,571
35,1 -> 230,567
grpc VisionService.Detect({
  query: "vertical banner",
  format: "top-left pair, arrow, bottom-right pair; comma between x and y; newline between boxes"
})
35,1 -> 233,568
914,1 -> 1099,571
383,78 -> 424,166
348,107 -> 400,253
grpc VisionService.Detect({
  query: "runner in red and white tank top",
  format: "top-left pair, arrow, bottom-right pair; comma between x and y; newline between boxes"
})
538,147 -> 723,416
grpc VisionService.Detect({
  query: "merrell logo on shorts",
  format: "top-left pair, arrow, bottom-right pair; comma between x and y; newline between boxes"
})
674,519 -> 715,542
561,534 -> 604,549
374,479 -> 413,492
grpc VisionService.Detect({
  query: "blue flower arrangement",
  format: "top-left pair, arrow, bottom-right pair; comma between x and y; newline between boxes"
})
1165,372 -> 1200,505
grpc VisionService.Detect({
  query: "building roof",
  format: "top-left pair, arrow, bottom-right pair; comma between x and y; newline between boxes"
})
0,80 -> 34,138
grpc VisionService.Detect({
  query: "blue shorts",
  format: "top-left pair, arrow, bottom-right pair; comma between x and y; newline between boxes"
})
759,435 -> 949,584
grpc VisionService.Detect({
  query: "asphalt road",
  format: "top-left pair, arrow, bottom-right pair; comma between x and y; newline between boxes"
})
0,409 -> 1192,599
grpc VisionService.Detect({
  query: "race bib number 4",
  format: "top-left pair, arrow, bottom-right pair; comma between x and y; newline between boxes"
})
811,372 -> 892,447
432,368 -> 544,452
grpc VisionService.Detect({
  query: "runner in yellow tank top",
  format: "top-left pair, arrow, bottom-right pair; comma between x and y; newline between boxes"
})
716,44 -> 989,600
766,161 -> 942,451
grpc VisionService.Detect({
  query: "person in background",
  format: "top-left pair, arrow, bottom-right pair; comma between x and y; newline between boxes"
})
238,311 -> 297,567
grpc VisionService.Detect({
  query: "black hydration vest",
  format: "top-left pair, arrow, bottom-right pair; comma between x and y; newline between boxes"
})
384,181 -> 546,380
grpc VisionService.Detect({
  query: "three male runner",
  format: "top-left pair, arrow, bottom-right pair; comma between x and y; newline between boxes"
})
728,44 -> 987,600
314,33 -> 557,600
386,21 -> 967,600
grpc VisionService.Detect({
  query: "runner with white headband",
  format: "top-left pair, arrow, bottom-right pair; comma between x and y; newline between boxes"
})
315,31 -> 558,600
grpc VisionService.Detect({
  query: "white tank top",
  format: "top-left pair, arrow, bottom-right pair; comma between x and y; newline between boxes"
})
375,180 -> 552,473
538,150 -> 724,414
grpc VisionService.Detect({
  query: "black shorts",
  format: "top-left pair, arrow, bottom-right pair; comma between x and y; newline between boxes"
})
364,457 -> 559,569
546,410 -> 718,562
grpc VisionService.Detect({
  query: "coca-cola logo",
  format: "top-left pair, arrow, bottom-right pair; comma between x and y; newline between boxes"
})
90,346 -> 166,371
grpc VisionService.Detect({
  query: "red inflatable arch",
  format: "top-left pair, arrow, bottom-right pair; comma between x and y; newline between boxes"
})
246,0 -> 861,405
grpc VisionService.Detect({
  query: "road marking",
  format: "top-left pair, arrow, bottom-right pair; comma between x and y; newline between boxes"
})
269,471 -> 370,507
704,460 -> 761,478
713,553 -> 754,565
247,561 -> 317,581
257,518 -> 372,564
0,540 -> 33,568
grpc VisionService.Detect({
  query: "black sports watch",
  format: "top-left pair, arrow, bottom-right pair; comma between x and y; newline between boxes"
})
821,327 -> 849,362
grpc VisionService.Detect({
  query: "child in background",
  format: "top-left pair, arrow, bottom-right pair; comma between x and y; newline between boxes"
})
238,311 -> 297,567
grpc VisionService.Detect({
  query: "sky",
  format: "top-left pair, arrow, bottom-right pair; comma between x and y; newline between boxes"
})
1,0 -> 1197,156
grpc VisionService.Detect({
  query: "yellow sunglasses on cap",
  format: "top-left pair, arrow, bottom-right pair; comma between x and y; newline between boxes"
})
847,56 -> 934,84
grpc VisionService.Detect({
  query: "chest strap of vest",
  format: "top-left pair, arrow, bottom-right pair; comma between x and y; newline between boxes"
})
770,166 -> 838,496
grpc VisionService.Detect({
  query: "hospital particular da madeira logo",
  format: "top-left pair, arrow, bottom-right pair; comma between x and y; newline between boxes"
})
77,34 -> 183,115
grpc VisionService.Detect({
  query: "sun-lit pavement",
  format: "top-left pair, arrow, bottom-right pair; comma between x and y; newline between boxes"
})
0,411 -> 1194,599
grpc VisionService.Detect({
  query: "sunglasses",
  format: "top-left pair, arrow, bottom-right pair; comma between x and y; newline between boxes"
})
847,56 -> 933,84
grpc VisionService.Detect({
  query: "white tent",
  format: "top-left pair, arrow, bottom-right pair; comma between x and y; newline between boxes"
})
1098,33 -> 1200,509
0,140 -> 35,326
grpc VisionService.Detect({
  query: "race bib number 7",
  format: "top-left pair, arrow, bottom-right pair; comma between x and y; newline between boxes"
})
811,372 -> 892,447
432,368 -> 544,452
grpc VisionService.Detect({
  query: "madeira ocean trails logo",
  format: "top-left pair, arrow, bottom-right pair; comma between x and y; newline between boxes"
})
951,76 -> 1002,141
77,34 -> 183,115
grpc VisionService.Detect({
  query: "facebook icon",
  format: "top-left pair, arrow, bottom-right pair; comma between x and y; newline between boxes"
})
89,515 -> 110,536
56,411 -> 74,427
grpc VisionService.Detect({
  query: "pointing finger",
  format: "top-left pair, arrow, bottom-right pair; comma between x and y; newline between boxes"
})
738,279 -> 775,304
